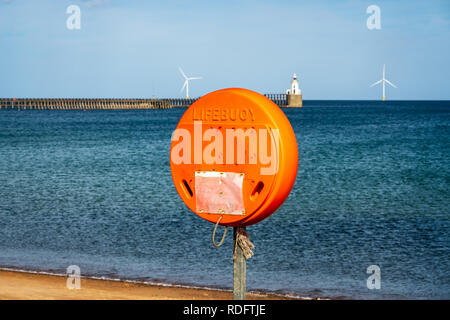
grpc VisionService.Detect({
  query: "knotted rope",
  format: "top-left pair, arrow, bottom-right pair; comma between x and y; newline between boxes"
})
233,228 -> 255,260
212,219 -> 255,259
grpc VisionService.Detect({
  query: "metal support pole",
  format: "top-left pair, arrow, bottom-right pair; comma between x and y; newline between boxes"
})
233,227 -> 246,300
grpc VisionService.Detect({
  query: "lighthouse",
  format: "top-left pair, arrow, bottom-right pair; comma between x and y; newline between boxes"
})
286,74 -> 303,107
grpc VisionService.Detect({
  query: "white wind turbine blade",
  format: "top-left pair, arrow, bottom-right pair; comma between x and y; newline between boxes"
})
385,79 -> 397,88
188,77 -> 202,80
180,80 -> 187,93
179,67 -> 188,80
370,79 -> 382,87
383,64 -> 386,80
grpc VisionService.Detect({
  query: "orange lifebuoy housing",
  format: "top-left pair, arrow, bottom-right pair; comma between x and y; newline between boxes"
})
170,88 -> 298,227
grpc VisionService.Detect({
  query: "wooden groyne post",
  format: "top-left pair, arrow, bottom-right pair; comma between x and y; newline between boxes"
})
233,227 -> 246,300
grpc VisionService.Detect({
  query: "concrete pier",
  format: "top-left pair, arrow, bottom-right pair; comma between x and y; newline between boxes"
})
286,94 -> 303,108
0,95 -> 296,110
166,98 -> 198,107
0,98 -> 171,110
264,94 -> 287,107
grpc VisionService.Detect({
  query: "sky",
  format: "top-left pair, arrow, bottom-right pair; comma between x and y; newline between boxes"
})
0,0 -> 449,100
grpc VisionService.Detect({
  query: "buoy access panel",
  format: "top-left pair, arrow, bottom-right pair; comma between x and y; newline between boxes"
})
170,88 -> 298,227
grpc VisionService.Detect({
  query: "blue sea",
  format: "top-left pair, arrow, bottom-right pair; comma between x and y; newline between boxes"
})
0,101 -> 449,299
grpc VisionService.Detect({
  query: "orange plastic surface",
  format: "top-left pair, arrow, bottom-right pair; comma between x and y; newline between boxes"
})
170,88 -> 298,227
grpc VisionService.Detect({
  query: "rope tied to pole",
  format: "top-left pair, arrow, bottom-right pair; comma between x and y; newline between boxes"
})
233,227 -> 255,260
212,216 -> 228,248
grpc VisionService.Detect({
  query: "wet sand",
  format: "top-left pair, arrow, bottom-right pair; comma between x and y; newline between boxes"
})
0,270 -> 289,300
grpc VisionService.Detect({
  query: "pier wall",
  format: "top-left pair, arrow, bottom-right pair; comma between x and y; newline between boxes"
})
0,98 -> 171,110
264,94 -> 287,107
0,94 -> 294,110
165,98 -> 198,107
286,94 -> 303,107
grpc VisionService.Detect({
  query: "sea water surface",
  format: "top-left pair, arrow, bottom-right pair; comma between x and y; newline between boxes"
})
0,101 -> 449,299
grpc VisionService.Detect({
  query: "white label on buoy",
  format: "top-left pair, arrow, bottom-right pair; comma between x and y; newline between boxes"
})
195,171 -> 245,215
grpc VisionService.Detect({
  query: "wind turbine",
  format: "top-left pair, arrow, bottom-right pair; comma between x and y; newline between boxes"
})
179,67 -> 202,99
370,64 -> 397,101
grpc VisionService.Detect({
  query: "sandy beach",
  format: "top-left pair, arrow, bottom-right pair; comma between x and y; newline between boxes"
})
0,270 -> 289,300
